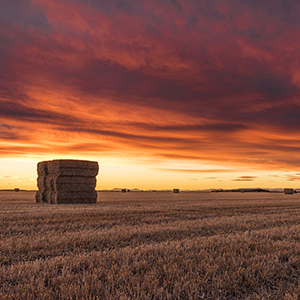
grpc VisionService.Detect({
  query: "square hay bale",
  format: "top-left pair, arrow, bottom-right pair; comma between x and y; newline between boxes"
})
46,175 -> 96,191
37,161 -> 49,176
48,159 -> 98,172
45,176 -> 54,191
36,159 -> 99,204
44,190 -> 53,204
50,190 -> 97,204
284,188 -> 294,195
53,159 -> 98,169
37,175 -> 47,190
48,168 -> 99,177
35,190 -> 47,203
51,176 -> 97,191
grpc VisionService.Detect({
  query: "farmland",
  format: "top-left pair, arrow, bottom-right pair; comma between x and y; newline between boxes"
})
1,191 -> 300,299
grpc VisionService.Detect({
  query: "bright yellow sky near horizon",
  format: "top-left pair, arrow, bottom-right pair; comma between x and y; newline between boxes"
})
1,157 -> 299,191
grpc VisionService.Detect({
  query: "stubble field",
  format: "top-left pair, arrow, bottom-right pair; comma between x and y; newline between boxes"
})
1,191 -> 300,299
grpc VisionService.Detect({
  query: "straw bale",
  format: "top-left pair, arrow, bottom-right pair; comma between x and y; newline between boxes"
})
48,159 -> 98,172
37,175 -> 47,190
37,161 -> 49,176
44,190 -> 52,204
48,191 -> 57,204
45,175 -> 96,190
45,176 -> 54,191
35,191 -> 42,203
55,190 -> 97,199
36,159 -> 99,204
48,168 -> 98,177
47,160 -> 53,173
54,182 -> 96,191
50,190 -> 97,204
54,176 -> 97,184
35,190 -> 47,203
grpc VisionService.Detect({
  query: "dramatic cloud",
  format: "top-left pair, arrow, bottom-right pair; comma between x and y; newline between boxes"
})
1,0 -> 300,174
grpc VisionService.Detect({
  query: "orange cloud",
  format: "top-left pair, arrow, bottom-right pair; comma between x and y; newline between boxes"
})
1,0 -> 300,179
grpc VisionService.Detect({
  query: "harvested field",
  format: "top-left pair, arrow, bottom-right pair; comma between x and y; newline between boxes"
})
1,191 -> 300,299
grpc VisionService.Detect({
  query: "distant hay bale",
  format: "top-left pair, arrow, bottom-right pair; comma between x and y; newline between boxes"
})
35,159 -> 99,204
173,188 -> 180,193
284,188 -> 294,195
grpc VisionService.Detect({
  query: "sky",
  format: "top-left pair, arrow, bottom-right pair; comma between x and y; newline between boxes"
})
1,0 -> 300,190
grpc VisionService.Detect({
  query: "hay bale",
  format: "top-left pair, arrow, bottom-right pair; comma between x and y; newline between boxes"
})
48,159 -> 98,172
53,190 -> 97,199
45,175 -> 96,191
45,176 -> 55,191
36,159 -> 99,204
44,190 -> 53,204
48,176 -> 96,191
35,190 -> 47,203
284,188 -> 294,195
47,168 -> 98,177
55,176 -> 96,185
52,159 -> 98,169
37,175 -> 47,190
37,161 -> 49,176
35,190 -> 43,203
50,190 -> 97,204
48,191 -> 57,204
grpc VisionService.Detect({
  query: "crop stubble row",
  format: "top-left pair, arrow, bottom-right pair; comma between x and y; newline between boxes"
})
1,193 -> 300,299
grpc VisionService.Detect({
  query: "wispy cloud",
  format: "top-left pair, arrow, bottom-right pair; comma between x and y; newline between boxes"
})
232,176 -> 257,182
286,176 -> 300,181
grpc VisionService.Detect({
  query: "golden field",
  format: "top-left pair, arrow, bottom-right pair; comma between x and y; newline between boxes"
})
1,191 -> 300,299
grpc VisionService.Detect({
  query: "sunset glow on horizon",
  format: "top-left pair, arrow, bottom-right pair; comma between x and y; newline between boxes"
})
1,0 -> 300,190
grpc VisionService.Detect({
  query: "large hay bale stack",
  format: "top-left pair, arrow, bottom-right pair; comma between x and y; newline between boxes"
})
36,159 -> 99,204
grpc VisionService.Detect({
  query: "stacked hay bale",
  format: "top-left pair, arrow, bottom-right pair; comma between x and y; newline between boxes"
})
35,161 -> 48,203
35,159 -> 99,204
